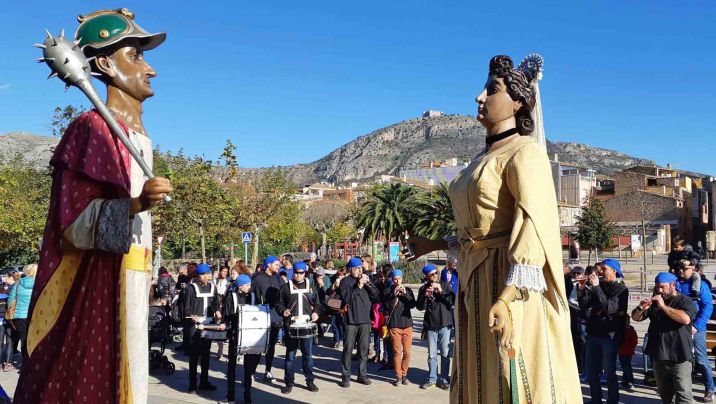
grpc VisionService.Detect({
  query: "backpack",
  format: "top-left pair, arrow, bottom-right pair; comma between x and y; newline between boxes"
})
370,302 -> 384,331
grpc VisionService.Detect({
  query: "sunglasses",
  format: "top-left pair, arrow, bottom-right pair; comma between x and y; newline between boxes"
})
295,271 -> 306,275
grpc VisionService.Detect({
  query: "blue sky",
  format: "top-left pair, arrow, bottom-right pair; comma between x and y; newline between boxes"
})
1,1 -> 715,174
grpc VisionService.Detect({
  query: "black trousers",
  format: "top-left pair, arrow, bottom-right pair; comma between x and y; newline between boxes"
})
342,323 -> 370,380
12,319 -> 28,362
188,329 -> 211,387
226,335 -> 261,401
262,325 -> 281,373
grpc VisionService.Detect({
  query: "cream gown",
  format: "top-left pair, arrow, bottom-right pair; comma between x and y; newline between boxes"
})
448,136 -> 581,404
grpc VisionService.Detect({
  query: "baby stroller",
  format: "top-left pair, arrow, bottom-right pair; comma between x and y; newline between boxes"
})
148,305 -> 175,375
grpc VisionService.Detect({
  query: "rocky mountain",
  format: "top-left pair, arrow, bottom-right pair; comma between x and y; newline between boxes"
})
0,114 -> 685,184
263,114 -> 657,185
0,132 -> 59,169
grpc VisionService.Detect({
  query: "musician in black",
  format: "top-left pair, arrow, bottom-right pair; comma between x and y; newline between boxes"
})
275,262 -> 322,394
221,274 -> 261,404
250,256 -> 283,382
339,257 -> 380,387
183,263 -> 222,393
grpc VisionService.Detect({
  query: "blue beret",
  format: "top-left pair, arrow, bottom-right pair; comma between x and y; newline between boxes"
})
655,272 -> 677,284
422,264 -> 437,275
391,269 -> 404,278
235,274 -> 252,287
347,257 -> 363,269
263,256 -> 279,268
294,262 -> 308,272
602,259 -> 622,277
196,263 -> 211,274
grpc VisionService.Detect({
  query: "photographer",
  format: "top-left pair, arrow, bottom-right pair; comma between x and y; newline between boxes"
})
383,269 -> 415,386
632,272 -> 695,404
577,259 -> 629,404
339,258 -> 379,387
417,264 -> 454,390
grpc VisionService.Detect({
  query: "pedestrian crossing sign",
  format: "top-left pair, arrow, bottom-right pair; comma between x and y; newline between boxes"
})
242,232 -> 252,244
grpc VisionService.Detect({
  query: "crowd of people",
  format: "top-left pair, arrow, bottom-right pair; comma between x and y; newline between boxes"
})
153,254 -> 458,403
0,264 -> 36,373
566,234 -> 715,404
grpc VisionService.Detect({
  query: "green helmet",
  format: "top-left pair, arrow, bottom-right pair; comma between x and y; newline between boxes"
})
75,8 -> 165,55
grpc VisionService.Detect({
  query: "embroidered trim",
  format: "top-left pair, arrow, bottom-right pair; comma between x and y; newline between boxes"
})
518,351 -> 533,404
505,264 -> 547,293
473,274 -> 482,403
541,295 -> 557,404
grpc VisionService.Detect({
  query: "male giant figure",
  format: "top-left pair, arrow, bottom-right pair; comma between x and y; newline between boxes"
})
15,8 -> 171,403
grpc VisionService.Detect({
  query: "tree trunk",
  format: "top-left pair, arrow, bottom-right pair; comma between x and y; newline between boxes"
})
587,248 -> 592,266
321,231 -> 327,258
642,220 -> 648,292
200,223 -> 206,263
252,228 -> 260,270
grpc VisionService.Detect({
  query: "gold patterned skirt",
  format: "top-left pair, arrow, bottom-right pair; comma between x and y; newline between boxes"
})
450,247 -> 582,404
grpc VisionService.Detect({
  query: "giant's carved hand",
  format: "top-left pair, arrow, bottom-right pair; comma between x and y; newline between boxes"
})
488,300 -> 513,348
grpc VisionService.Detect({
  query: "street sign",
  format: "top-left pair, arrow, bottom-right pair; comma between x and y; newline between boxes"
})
157,236 -> 164,244
242,232 -> 252,244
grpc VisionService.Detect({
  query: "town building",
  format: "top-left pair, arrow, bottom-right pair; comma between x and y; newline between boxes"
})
422,110 -> 444,118
400,158 -> 468,186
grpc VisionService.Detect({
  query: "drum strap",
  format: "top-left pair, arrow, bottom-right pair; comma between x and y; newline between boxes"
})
192,282 -> 216,317
232,292 -> 255,313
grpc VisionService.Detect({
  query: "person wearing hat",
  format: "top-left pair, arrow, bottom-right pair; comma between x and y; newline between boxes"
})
250,256 -> 283,382
275,262 -> 322,394
417,264 -> 455,390
632,272 -> 696,404
183,263 -> 222,392
14,8 -> 172,403
381,268 -> 415,386
338,257 -> 379,387
577,258 -> 629,404
221,274 -> 261,404
673,255 -> 715,401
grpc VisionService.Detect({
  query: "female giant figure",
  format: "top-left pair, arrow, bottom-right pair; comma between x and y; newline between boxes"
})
409,55 -> 581,403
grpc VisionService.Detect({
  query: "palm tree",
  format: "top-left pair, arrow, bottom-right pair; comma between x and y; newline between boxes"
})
412,182 -> 456,239
356,183 -> 418,243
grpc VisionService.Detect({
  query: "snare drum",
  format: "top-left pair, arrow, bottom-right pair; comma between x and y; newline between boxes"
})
288,323 -> 317,339
200,329 -> 228,341
236,305 -> 271,355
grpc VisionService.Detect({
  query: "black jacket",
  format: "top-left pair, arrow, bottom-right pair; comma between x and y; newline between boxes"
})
251,271 -> 284,324
577,281 -> 629,339
416,281 -> 455,330
221,290 -> 256,340
668,244 -> 701,271
339,275 -> 379,325
382,284 -> 416,329
276,279 -> 322,327
182,281 -> 221,321
156,275 -> 177,300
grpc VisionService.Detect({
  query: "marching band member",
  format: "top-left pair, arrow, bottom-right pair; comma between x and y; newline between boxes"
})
251,256 -> 284,383
383,269 -> 416,386
184,263 -> 222,393
221,274 -> 260,404
275,262 -> 322,394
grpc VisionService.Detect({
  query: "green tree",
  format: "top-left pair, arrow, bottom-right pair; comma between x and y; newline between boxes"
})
49,104 -> 86,136
412,182 -> 456,239
0,156 -> 51,265
576,197 -> 615,265
219,139 -> 239,183
356,183 -> 418,243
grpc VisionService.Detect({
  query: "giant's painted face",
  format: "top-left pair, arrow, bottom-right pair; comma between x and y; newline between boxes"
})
475,77 -> 520,129
97,38 -> 157,102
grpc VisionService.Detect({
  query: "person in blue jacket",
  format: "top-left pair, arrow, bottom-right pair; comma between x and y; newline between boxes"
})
675,258 -> 714,401
8,264 -> 36,366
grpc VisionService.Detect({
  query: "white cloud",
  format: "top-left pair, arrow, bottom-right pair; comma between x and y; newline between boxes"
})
0,84 -> 10,90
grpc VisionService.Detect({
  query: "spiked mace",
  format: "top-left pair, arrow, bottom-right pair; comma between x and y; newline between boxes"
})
35,29 -> 171,203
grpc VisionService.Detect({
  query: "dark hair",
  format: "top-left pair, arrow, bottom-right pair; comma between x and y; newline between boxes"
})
283,254 -> 294,263
488,55 -> 537,136
673,234 -> 686,247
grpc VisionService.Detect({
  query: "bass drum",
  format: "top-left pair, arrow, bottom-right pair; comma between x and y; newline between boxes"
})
237,305 -> 271,355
